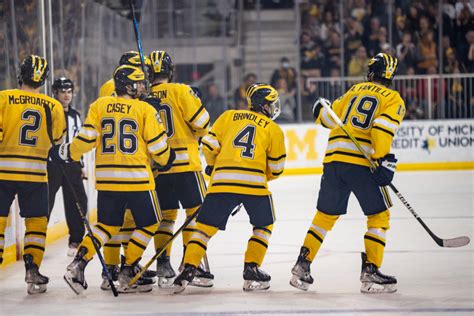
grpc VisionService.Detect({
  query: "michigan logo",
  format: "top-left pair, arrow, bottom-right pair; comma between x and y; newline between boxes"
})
421,137 -> 436,153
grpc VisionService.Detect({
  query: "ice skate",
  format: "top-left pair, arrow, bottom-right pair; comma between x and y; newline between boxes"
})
23,254 -> 49,295
100,264 -> 119,290
290,246 -> 314,291
190,262 -> 214,288
242,262 -> 271,291
156,253 -> 176,288
360,252 -> 397,294
64,247 -> 89,295
173,264 -> 197,294
118,262 -> 154,293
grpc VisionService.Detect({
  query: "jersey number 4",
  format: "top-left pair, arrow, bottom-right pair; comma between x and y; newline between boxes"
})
233,125 -> 256,159
101,118 -> 138,154
342,96 -> 378,129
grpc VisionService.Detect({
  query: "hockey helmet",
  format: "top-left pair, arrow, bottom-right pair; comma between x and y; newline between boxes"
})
18,55 -> 49,88
246,83 -> 280,120
52,77 -> 74,93
113,65 -> 146,98
149,50 -> 174,82
367,53 -> 398,86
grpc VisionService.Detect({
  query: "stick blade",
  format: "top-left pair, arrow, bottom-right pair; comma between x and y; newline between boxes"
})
442,236 -> 470,248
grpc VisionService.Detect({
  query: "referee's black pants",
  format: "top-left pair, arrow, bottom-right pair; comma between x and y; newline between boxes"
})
47,161 -> 87,246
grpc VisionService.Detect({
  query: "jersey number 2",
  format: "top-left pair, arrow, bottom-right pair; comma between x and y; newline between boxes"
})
233,125 -> 256,159
19,110 -> 41,146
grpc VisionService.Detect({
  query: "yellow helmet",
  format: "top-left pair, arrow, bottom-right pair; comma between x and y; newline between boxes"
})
246,83 -> 281,120
113,65 -> 145,98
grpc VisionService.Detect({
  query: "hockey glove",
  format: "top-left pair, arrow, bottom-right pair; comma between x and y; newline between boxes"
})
155,148 -> 176,172
49,143 -> 71,163
312,97 -> 331,119
371,153 -> 397,187
204,165 -> 214,176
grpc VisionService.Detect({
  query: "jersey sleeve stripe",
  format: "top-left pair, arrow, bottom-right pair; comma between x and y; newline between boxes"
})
373,118 -> 398,132
268,154 -> 286,161
209,131 -> 217,137
203,120 -> 210,130
380,113 -> 400,124
202,141 -> 213,151
192,111 -> 210,128
148,138 -> 168,153
83,124 -> 95,129
271,170 -> 284,176
147,131 -> 166,144
155,145 -> 169,157
189,105 -> 205,123
268,161 -> 285,171
79,128 -> 99,138
321,108 -> 336,128
202,135 -> 220,150
76,135 -> 96,143
373,125 -> 395,137
320,119 -> 330,129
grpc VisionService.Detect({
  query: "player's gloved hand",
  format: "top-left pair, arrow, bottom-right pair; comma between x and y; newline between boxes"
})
49,143 -> 71,163
155,148 -> 176,172
312,97 -> 331,119
204,165 -> 214,176
371,153 -> 397,186
144,97 -> 162,111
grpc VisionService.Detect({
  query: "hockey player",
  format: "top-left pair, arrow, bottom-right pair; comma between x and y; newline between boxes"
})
173,83 -> 287,294
147,50 -> 213,288
50,65 -> 175,294
0,55 -> 66,294
48,77 -> 88,257
290,53 -> 404,294
98,51 -> 156,290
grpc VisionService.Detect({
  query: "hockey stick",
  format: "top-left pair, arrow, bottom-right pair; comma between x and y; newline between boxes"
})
129,208 -> 200,286
129,0 -> 148,83
43,105 -> 119,296
319,100 -> 470,248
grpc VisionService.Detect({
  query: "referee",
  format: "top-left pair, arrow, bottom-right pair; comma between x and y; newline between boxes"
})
48,77 -> 88,257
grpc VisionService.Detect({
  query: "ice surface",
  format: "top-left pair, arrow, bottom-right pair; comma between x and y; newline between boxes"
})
1,171 -> 473,315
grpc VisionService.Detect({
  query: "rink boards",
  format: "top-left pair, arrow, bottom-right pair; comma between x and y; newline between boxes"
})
2,119 -> 473,266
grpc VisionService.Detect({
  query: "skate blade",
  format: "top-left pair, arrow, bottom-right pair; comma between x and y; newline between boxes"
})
189,277 -> 213,288
360,282 -> 397,294
243,280 -> 270,292
63,275 -> 84,295
27,283 -> 47,295
158,277 -> 175,289
118,284 -> 153,294
173,280 -> 189,294
289,275 -> 310,291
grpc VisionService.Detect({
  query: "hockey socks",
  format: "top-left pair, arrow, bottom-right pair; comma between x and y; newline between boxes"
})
103,209 -> 135,266
182,206 -> 200,246
125,223 -> 158,265
183,222 -> 218,268
24,217 -> 48,267
154,209 -> 178,256
302,211 -> 339,262
0,216 -> 6,265
80,223 -> 120,261
364,210 -> 390,268
244,225 -> 273,266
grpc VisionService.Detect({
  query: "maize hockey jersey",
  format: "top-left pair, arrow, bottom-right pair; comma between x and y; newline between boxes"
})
149,82 -> 210,174
68,95 -> 171,191
99,79 -> 116,97
202,110 -> 286,196
317,81 -> 405,167
0,89 -> 66,182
